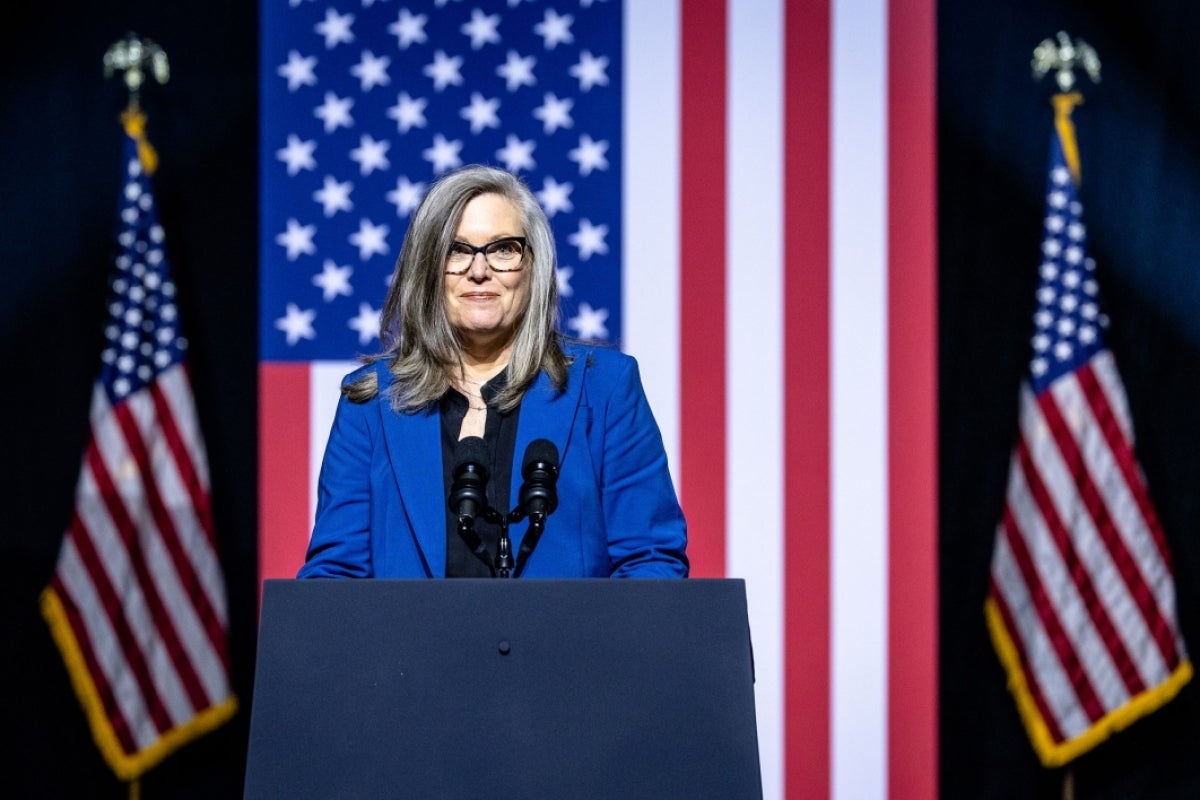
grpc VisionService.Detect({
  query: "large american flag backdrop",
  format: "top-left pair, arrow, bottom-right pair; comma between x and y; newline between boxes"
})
259,2 -> 936,798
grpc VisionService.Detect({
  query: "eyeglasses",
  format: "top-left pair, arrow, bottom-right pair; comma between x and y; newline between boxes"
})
444,236 -> 528,274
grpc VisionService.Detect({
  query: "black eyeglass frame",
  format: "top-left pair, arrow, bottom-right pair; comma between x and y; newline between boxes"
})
444,236 -> 530,274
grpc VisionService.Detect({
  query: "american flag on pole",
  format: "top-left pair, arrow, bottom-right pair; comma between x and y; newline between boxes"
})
40,109 -> 237,783
984,93 -> 1192,767
259,1 -> 937,797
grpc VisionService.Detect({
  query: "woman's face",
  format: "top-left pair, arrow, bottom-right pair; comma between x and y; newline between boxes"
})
443,192 -> 530,351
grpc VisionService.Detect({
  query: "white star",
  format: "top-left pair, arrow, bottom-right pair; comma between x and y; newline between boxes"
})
423,133 -> 464,174
534,8 -> 574,49
349,218 -> 390,261
315,91 -> 354,133
556,265 -> 573,297
276,218 -> 317,260
386,175 -> 426,216
350,134 -> 391,175
388,8 -> 428,49
496,134 -> 535,172
568,134 -> 609,175
348,303 -> 383,345
537,176 -> 573,216
461,8 -> 501,49
580,0 -> 608,6
351,50 -> 391,91
278,50 -> 318,91
1051,166 -> 1071,186
568,218 -> 608,260
425,50 -> 464,92
313,175 -> 353,217
276,134 -> 317,175
315,8 -> 355,49
276,303 -> 317,345
461,92 -> 501,134
532,93 -> 573,134
387,92 -> 427,133
497,50 -> 536,91
313,259 -> 353,301
567,303 -> 608,340
569,50 -> 609,91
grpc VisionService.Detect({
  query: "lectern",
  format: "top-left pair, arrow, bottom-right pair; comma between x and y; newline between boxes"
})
245,579 -> 762,798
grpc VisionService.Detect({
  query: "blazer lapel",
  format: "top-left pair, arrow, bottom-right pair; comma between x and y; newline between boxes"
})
376,374 -> 447,576
511,356 -> 586,541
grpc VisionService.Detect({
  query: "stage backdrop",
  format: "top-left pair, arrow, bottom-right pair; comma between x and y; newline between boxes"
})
256,2 -> 937,800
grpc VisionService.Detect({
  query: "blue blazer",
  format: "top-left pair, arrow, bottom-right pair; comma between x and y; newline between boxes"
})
298,343 -> 689,579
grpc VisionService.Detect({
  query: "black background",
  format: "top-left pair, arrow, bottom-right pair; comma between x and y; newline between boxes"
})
1,1 -> 1198,797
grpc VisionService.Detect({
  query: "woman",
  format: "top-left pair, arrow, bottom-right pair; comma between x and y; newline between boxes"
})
299,165 -> 688,579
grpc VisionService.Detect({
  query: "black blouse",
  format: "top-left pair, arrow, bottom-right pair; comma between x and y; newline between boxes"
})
439,370 -> 522,577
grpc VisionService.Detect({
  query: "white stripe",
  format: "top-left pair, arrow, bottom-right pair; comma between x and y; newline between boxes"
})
831,0 -> 888,797
622,0 -> 681,486
310,360 -> 358,531
57,536 -> 161,751
1020,384 -> 1166,687
85,396 -> 197,723
156,366 -> 212,492
1005,456 -> 1129,711
727,2 -> 784,799
1047,375 -> 1173,680
991,529 -> 1092,738
127,385 -> 229,626
1089,351 -> 1134,442
116,392 -> 232,708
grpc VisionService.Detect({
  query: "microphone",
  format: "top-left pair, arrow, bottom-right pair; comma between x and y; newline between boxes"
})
449,436 -> 496,576
448,436 -> 490,523
519,439 -> 560,521
513,439 -> 559,577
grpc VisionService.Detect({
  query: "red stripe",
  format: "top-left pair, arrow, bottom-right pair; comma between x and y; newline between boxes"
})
1077,363 -> 1181,668
111,402 -> 212,712
678,0 -> 727,579
51,570 -> 140,756
784,0 -> 830,796
1078,362 -> 1173,567
72,449 -> 175,736
1037,387 -> 1177,674
259,363 -> 313,587
887,0 -> 939,795
988,574 -> 1068,745
148,378 -> 231,674
1008,446 -> 1108,721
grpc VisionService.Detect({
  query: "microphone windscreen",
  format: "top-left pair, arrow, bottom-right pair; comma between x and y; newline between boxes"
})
455,435 -> 491,467
523,438 -> 560,471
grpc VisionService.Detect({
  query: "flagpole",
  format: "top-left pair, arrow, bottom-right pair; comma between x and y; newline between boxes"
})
1031,31 -> 1102,800
102,33 -> 172,800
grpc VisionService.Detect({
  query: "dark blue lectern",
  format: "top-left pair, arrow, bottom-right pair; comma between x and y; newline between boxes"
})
244,579 -> 762,798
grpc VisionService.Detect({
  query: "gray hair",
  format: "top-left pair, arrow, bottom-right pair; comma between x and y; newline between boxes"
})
346,164 -> 567,412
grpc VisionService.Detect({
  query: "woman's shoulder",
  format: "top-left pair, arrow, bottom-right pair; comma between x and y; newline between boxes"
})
340,358 -> 394,403
562,340 -> 635,373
